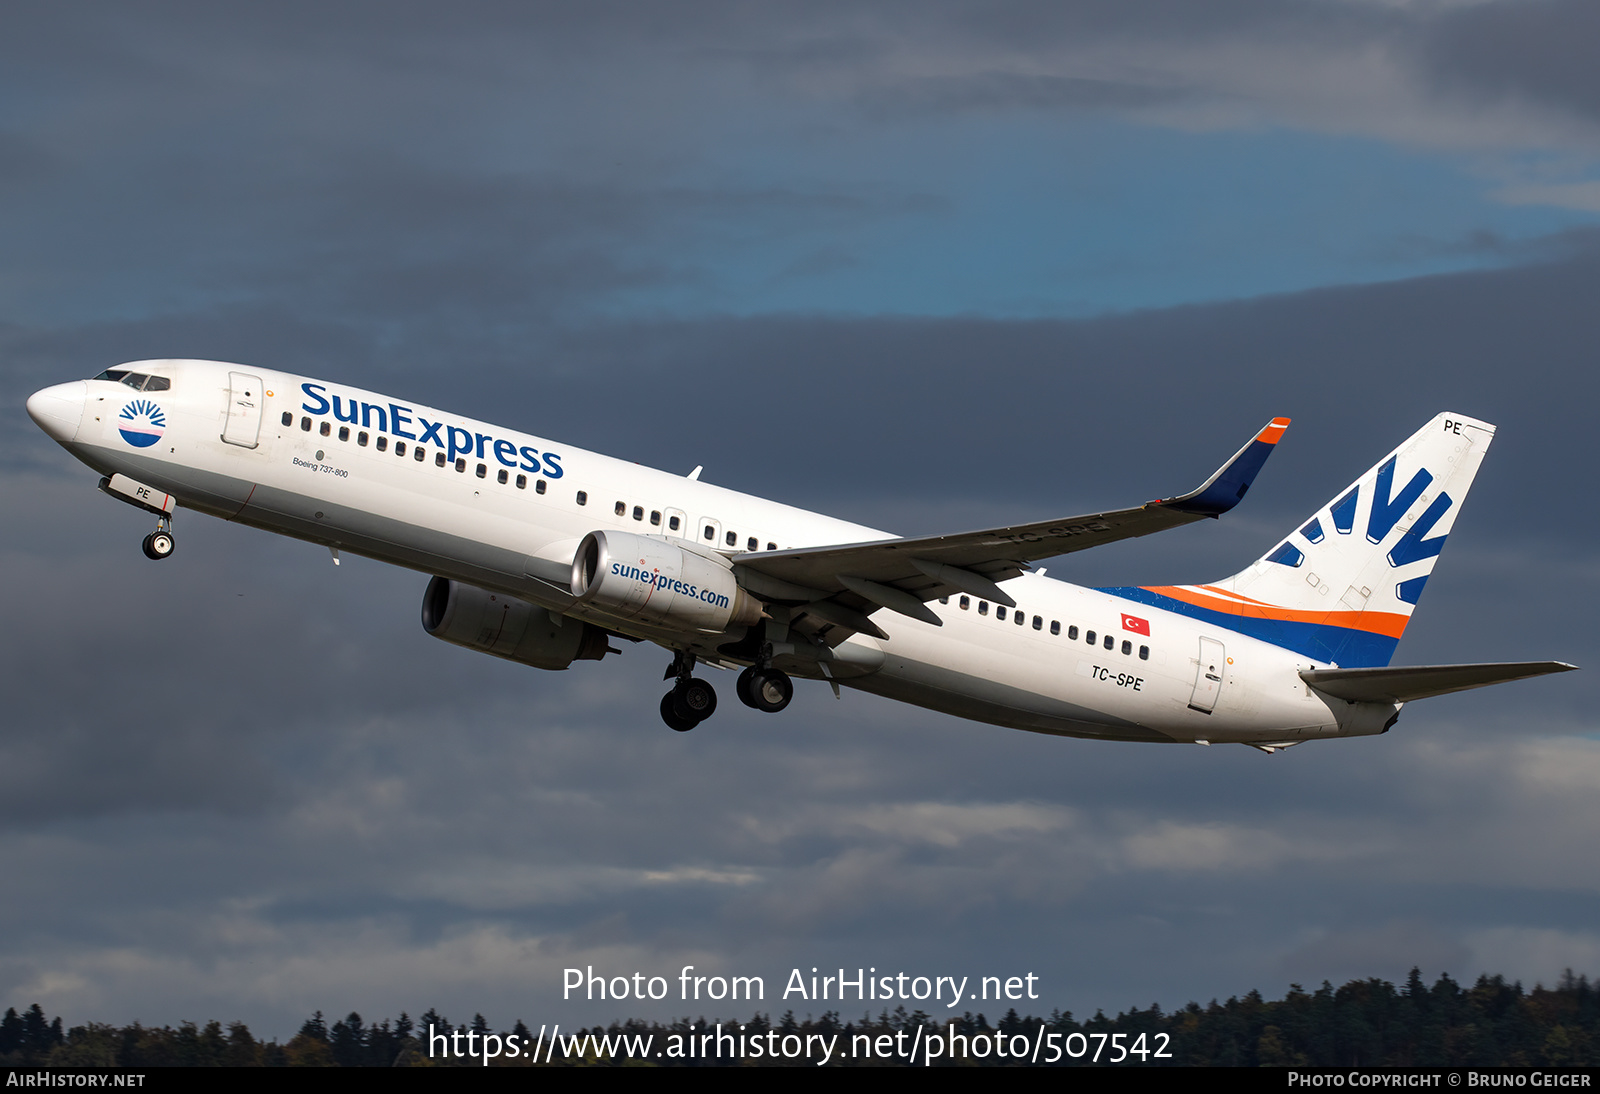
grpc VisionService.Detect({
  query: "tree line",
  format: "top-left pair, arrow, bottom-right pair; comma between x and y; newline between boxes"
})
2,968 -> 1596,1066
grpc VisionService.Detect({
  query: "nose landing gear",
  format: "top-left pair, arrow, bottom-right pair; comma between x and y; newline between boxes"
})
141,515 -> 175,560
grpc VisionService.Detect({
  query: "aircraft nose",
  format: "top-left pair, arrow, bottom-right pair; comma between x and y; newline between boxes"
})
26,381 -> 86,444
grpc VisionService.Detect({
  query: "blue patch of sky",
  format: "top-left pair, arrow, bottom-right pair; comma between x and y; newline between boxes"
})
599,117 -> 1598,321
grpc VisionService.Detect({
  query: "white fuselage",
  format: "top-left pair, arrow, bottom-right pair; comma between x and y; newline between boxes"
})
34,360 -> 1393,746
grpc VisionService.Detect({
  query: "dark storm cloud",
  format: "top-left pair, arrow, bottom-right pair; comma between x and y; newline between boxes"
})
856,71 -> 1185,119
6,1 -> 1597,154
1423,0 -> 1600,124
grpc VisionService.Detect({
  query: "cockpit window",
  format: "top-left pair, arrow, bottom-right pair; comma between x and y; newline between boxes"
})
92,369 -> 170,392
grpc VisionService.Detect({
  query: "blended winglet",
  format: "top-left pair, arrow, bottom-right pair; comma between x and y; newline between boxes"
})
1160,417 -> 1291,518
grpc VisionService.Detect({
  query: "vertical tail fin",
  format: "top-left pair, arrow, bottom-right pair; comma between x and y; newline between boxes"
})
1134,413 -> 1493,667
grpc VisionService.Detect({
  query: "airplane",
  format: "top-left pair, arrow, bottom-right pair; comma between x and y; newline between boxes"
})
26,359 -> 1574,749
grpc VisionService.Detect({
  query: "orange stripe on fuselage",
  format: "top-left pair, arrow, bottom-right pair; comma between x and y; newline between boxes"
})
1196,583 -> 1280,607
1140,585 -> 1409,639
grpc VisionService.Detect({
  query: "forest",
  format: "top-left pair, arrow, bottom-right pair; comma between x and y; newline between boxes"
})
3,969 -> 1595,1066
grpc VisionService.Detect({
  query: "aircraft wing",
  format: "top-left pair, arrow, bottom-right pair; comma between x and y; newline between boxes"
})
732,417 -> 1291,641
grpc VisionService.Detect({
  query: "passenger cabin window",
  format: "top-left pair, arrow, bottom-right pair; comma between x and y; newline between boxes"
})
667,515 -> 679,530
960,596 -> 970,610
978,601 -> 989,616
321,422 -> 331,437
497,469 -> 508,484
725,531 -> 737,547
1069,626 -> 1079,640
1121,640 -> 1132,655
633,506 -> 644,521
1086,630 -> 1096,644
650,511 -> 661,526
413,447 -> 424,462
1050,621 -> 1060,635
515,474 -> 526,489
747,537 -> 758,551
435,452 -> 446,467
576,491 -> 587,505
281,412 -> 293,426
1139,645 -> 1149,660
1033,615 -> 1043,630
536,479 -> 547,494
338,426 -> 350,442
1103,634 -> 1114,650
475,463 -> 486,478
704,525 -> 714,541
455,458 -> 466,473
376,436 -> 387,452
395,441 -> 405,456
301,417 -> 311,431
996,606 -> 1007,621
357,431 -> 368,446
767,542 -> 777,551
615,501 -> 626,516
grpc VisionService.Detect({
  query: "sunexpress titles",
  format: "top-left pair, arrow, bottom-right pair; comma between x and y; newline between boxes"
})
300,383 -> 564,478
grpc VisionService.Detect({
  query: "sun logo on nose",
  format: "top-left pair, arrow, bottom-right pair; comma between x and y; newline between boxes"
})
118,398 -> 167,448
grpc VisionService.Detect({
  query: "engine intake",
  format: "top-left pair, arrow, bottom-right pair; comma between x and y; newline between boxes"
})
422,577 -> 611,670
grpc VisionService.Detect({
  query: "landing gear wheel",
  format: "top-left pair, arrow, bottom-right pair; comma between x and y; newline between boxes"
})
670,677 -> 718,723
736,668 -> 760,709
660,692 -> 699,732
737,667 -> 793,713
146,530 -> 175,560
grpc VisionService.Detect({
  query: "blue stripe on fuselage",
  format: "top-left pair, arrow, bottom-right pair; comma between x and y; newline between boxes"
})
1097,586 -> 1399,667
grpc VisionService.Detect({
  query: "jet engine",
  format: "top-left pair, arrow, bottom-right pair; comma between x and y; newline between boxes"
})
570,529 -> 764,634
422,577 -> 611,670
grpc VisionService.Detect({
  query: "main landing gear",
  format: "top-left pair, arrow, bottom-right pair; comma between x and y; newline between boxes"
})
736,665 -> 793,713
661,650 -> 718,732
658,648 -> 795,731
141,514 -> 175,561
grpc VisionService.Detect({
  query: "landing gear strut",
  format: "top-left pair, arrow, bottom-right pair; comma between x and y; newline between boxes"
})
141,514 -> 175,561
660,650 -> 717,732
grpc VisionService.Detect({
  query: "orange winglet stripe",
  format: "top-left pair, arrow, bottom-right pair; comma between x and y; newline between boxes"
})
1256,417 -> 1291,445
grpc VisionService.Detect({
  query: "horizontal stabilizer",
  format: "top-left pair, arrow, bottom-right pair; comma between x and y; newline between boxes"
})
1300,661 -> 1577,704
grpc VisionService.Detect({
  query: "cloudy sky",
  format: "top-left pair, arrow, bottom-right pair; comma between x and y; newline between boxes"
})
4,1 -> 1600,1040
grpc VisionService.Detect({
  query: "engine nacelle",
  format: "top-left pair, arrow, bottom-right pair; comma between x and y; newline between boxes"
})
421,577 -> 611,670
570,529 -> 765,634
